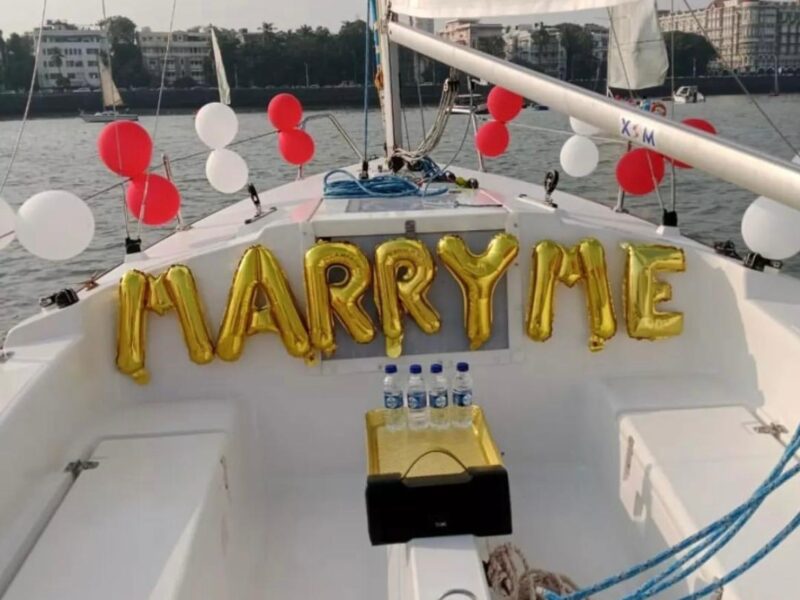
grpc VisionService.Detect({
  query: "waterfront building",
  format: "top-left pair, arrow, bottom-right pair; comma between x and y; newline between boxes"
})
586,23 -> 610,65
438,19 -> 503,49
31,21 -> 106,90
138,27 -> 210,85
659,0 -> 800,74
503,24 -> 566,78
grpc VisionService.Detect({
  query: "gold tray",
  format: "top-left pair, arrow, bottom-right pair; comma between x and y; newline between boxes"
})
365,406 -> 504,479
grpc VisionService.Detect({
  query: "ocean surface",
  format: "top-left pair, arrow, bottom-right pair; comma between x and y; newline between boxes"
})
1,95 -> 799,337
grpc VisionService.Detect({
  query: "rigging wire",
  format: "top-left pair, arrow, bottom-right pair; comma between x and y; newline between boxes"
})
136,0 -> 178,239
362,0 -> 371,163
0,0 -> 48,198
81,130 -> 277,203
680,0 -> 800,159
669,0 -> 678,214
100,0 -> 132,237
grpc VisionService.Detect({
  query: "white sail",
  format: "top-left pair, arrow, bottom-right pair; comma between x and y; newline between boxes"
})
211,28 -> 231,105
99,61 -> 124,109
607,0 -> 668,90
391,0 -> 640,18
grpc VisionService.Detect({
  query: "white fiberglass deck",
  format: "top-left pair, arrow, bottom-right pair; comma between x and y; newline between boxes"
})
1,165 -> 800,598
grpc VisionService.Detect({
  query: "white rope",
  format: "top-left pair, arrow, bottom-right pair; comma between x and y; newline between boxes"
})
135,0 -> 178,239
0,0 -> 48,197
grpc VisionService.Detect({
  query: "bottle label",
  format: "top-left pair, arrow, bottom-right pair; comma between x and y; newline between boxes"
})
384,392 -> 403,410
407,391 -> 427,410
453,390 -> 472,408
430,391 -> 448,409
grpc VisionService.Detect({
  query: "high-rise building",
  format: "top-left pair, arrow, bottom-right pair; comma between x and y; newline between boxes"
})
138,27 -> 211,85
31,22 -> 107,89
659,0 -> 800,73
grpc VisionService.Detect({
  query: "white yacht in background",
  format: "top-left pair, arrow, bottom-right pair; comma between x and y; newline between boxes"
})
80,62 -> 139,123
673,85 -> 706,104
3,1 -> 800,599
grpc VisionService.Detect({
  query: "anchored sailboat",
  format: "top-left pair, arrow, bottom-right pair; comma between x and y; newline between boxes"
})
80,60 -> 139,123
3,1 -> 800,599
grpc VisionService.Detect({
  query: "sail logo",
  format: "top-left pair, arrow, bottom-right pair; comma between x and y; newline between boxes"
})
620,117 -> 656,147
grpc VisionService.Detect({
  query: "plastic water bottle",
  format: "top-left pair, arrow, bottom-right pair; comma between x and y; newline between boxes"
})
452,362 -> 474,429
383,364 -> 405,431
406,364 -> 429,430
429,363 -> 450,430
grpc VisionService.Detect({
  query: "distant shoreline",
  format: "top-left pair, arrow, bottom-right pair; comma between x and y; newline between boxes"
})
1,75 -> 797,119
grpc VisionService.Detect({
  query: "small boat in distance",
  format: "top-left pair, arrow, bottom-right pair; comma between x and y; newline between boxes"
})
80,61 -> 139,123
449,93 -> 488,115
673,85 -> 705,104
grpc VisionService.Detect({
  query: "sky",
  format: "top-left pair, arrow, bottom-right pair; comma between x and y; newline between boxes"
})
0,0 -> 711,37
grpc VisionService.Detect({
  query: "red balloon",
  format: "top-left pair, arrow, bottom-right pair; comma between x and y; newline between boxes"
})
125,173 -> 181,225
616,148 -> 665,196
278,128 -> 315,165
668,118 -> 717,169
487,87 -> 523,123
268,93 -> 303,131
97,121 -> 153,178
475,121 -> 510,158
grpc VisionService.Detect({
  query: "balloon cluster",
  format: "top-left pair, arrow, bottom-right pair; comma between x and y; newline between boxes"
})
475,87 -> 523,158
195,102 -> 250,194
615,117 -> 716,196
560,118 -> 601,178
268,94 -> 315,166
98,121 -> 181,225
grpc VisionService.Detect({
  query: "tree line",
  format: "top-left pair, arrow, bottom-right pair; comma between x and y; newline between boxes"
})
0,17 -> 716,92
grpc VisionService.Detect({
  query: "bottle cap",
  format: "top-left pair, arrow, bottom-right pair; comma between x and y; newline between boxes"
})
431,363 -> 443,374
410,364 -> 422,374
385,364 -> 397,374
456,362 -> 469,372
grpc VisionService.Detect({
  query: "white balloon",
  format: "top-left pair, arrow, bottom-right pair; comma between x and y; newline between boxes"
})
206,149 -> 249,194
742,196 -> 800,260
195,102 -> 238,149
569,117 -> 602,137
0,197 -> 15,250
15,191 -> 94,261
560,135 -> 599,178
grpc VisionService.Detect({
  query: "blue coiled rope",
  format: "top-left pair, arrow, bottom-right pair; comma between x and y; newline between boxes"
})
544,422 -> 800,600
322,169 -> 447,199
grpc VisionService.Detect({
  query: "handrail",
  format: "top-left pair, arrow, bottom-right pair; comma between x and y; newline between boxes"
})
302,113 -> 365,162
387,21 -> 800,212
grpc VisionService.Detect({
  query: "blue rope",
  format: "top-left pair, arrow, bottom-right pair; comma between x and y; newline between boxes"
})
543,424 -> 800,600
323,169 -> 447,199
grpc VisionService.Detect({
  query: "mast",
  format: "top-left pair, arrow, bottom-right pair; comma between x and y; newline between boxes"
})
211,27 -> 231,105
387,21 -> 800,211
376,0 -> 403,157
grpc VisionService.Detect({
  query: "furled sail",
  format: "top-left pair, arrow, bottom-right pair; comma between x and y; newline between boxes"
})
99,61 -> 124,109
391,0 -> 640,18
607,0 -> 668,90
211,28 -> 231,105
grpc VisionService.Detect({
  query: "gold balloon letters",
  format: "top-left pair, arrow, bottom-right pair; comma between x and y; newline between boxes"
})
622,243 -> 686,340
304,241 -> 375,356
373,238 -> 441,358
116,265 -> 215,385
437,233 -> 519,350
115,238 -> 687,382
216,245 -> 312,362
526,239 -> 617,351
